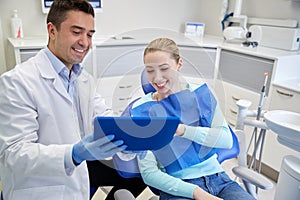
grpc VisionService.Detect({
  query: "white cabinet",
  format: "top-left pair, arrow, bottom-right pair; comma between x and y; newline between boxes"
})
7,46 -> 43,69
179,46 -> 216,79
92,43 -> 218,79
19,48 -> 42,63
263,85 -> 300,171
92,44 -> 146,115
215,80 -> 261,128
262,55 -> 300,171
7,37 -> 47,69
215,50 -> 274,127
93,44 -> 146,78
218,50 -> 274,95
97,75 -> 144,116
269,85 -> 300,113
214,49 -> 279,174
214,49 -> 299,173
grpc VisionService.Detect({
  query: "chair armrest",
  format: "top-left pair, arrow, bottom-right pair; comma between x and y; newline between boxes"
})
232,166 -> 273,190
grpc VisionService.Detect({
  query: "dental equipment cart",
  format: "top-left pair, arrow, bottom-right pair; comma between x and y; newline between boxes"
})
264,110 -> 300,200
236,101 -> 300,200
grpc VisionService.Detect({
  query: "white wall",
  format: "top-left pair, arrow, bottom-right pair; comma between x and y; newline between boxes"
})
0,0 -> 202,38
0,0 -> 299,70
94,0 -> 202,36
0,0 -> 202,69
0,19 -> 6,74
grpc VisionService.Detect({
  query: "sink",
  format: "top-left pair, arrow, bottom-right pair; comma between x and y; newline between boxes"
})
264,110 -> 300,152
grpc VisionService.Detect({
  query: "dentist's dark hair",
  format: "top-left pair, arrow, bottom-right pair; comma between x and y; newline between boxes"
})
47,0 -> 94,30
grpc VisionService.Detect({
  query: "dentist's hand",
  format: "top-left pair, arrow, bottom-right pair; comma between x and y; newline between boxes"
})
72,134 -> 127,165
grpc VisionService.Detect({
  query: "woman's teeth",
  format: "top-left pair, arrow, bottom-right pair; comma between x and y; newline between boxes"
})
156,82 -> 167,88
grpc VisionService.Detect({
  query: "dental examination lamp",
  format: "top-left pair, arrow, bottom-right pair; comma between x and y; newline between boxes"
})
222,0 -> 251,41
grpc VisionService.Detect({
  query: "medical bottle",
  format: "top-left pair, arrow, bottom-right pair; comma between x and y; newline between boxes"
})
11,9 -> 24,39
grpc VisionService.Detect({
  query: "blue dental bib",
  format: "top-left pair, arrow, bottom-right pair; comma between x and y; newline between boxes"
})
131,83 -> 218,174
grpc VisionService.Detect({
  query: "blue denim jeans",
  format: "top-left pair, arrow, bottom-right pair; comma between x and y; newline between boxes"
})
159,172 -> 256,200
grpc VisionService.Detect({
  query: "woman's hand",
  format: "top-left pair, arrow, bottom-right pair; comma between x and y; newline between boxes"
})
174,124 -> 186,136
193,187 -> 223,200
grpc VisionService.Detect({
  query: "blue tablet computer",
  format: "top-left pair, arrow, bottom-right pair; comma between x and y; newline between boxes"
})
94,116 -> 180,151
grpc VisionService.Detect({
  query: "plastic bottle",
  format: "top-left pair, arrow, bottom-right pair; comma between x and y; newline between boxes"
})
11,9 -> 23,39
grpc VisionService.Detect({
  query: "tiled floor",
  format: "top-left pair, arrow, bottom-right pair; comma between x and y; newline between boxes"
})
92,158 -> 277,200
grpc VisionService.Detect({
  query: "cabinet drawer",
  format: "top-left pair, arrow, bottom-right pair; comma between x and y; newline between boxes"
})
185,76 -> 212,86
226,104 -> 238,120
179,46 -> 216,79
269,86 -> 300,113
218,50 -> 274,95
227,117 -> 237,128
20,48 -> 42,63
111,90 -> 144,116
97,75 -> 141,97
97,75 -> 144,116
97,76 -> 122,97
95,45 -> 145,77
214,80 -> 262,133
216,80 -> 261,110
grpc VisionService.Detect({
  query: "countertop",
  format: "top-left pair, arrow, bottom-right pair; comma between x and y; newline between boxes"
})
8,33 -> 300,60
91,34 -> 300,60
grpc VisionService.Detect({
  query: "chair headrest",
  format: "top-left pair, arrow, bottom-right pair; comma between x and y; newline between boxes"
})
141,69 -> 156,94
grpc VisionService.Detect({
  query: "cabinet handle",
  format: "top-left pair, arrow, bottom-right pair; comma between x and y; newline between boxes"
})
276,89 -> 294,97
230,108 -> 238,115
232,96 -> 240,101
118,97 -> 132,101
228,121 -> 236,127
119,85 -> 132,89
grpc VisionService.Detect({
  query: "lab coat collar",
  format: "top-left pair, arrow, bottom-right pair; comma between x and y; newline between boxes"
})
36,49 -> 91,119
36,49 -> 73,103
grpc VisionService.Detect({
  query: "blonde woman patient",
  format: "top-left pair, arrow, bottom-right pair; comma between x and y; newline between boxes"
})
129,38 -> 256,200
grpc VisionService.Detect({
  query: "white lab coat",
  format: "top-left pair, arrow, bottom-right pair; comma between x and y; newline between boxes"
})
0,49 -> 111,200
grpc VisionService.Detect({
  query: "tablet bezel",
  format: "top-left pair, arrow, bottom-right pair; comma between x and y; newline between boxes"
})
93,116 -> 180,150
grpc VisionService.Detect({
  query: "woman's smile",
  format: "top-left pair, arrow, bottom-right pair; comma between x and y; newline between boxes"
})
154,80 -> 168,90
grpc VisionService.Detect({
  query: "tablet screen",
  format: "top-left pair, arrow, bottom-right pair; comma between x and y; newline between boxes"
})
93,116 -> 180,150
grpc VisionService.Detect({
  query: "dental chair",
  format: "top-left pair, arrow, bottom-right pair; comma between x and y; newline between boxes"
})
112,69 -> 259,200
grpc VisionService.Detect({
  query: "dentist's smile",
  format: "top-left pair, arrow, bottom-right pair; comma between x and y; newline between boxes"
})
72,47 -> 86,53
